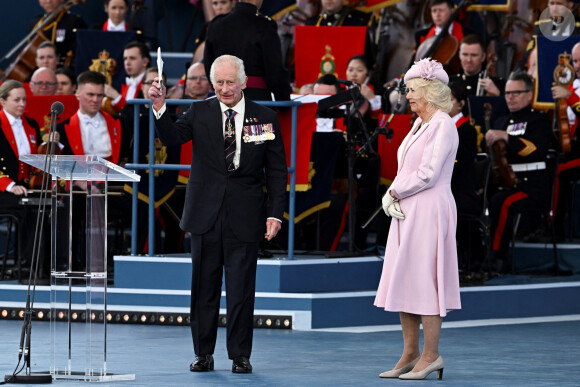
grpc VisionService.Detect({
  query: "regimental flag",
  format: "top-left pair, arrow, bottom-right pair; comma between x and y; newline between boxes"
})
533,35 -> 580,109
23,94 -> 79,140
377,114 -> 413,185
278,102 -> 318,191
294,26 -> 366,89
123,109 -> 181,208
284,132 -> 344,223
75,29 -> 138,91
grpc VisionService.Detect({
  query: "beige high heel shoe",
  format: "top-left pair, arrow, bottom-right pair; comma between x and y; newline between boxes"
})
379,356 -> 420,378
399,356 -> 444,380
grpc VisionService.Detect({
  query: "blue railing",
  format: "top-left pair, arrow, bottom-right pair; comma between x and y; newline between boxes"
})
125,99 -> 301,259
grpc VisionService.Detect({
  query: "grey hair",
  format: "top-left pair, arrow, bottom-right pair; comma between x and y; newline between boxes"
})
407,77 -> 453,113
209,55 -> 246,84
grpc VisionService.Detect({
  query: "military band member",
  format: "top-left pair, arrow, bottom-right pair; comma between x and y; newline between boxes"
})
204,0 -> 291,101
485,72 -> 552,272
30,0 -> 87,68
305,0 -> 369,27
57,71 -> 129,164
448,35 -> 504,96
551,41 -> 580,237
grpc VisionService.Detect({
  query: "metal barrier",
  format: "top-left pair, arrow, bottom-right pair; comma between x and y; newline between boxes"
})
125,99 -> 301,259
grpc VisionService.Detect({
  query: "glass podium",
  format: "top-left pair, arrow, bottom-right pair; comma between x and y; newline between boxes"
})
21,155 -> 140,382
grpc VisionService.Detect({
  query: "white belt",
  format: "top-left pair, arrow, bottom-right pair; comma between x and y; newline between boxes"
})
511,161 -> 546,172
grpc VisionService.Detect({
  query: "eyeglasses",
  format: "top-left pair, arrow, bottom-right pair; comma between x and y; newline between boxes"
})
504,90 -> 530,96
186,75 -> 208,81
31,81 -> 57,87
143,81 -> 155,85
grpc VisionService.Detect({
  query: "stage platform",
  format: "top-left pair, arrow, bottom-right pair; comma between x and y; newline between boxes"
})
1,242 -> 579,331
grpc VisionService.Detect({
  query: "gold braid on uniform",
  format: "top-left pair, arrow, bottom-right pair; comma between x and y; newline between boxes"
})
517,138 -> 537,157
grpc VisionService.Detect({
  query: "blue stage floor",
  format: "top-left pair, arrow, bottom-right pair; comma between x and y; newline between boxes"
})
1,317 -> 579,386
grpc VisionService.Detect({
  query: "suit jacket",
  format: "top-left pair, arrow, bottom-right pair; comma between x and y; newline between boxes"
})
0,111 -> 40,191
56,111 -> 127,165
154,97 -> 287,242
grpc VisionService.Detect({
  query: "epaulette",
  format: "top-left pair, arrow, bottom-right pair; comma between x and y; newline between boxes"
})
256,12 -> 272,21
534,19 -> 552,26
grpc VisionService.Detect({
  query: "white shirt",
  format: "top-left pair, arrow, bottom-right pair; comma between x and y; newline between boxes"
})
219,97 -> 245,170
106,18 -> 126,32
451,112 -> 463,125
5,111 -> 32,192
5,111 -> 31,157
78,112 -> 112,157
113,71 -> 145,105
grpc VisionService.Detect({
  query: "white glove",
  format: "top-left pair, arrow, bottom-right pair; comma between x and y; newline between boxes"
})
382,191 -> 396,215
387,201 -> 405,220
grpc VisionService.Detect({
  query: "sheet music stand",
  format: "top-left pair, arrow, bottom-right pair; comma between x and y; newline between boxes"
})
20,155 -> 140,382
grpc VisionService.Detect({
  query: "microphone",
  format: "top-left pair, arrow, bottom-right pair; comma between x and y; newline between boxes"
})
395,78 -> 405,112
336,78 -> 358,86
51,101 -> 64,115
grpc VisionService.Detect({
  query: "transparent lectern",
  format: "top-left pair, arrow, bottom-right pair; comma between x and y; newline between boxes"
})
20,155 -> 140,382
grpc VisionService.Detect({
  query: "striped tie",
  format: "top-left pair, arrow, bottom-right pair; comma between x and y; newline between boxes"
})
224,109 -> 236,171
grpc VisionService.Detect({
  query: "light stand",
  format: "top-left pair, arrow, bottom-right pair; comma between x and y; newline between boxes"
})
4,102 -> 63,384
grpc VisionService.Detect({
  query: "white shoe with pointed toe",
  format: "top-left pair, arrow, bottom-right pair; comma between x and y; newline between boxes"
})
379,356 -> 420,378
399,356 -> 444,380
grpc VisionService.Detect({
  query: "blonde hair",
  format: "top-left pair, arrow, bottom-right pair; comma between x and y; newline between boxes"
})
0,80 -> 24,100
407,77 -> 452,113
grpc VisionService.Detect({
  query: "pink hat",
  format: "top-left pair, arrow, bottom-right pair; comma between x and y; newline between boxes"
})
404,58 -> 449,84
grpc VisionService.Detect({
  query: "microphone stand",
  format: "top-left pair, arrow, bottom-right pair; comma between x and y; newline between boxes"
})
4,103 -> 63,384
360,85 -> 404,230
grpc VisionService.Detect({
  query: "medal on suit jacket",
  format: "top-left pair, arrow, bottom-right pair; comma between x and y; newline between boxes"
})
243,121 -> 275,142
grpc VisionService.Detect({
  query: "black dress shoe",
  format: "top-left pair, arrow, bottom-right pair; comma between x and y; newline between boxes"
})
232,356 -> 252,373
190,355 -> 214,372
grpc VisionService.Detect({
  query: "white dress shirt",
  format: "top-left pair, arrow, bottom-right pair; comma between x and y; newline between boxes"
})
112,72 -> 145,105
219,98 -> 245,170
106,18 -> 126,32
4,111 -> 32,192
5,111 -> 31,156
78,112 -> 112,157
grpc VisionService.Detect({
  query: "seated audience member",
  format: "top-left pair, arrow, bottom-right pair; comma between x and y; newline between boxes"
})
35,41 -> 59,72
29,67 -> 58,96
299,83 -> 314,95
415,0 -> 467,49
104,41 -> 150,114
57,71 -> 130,164
306,0 -> 369,26
56,67 -> 77,95
0,80 -> 47,277
30,0 -> 87,68
346,54 -> 382,117
184,62 -> 213,100
485,71 -> 552,273
102,0 -> 130,31
449,34 -> 504,96
551,41 -> 580,237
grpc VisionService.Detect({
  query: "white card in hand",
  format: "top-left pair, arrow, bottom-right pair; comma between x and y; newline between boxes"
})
157,47 -> 164,89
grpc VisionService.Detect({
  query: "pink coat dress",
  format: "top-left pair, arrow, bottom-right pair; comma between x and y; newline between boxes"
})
374,109 -> 461,317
